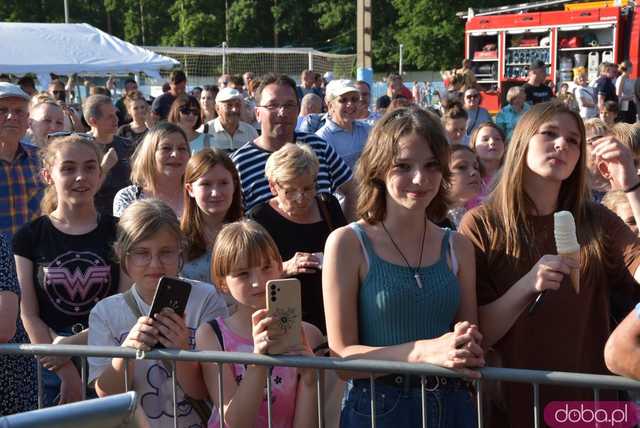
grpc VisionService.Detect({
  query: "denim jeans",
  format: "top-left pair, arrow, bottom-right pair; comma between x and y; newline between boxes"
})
340,378 -> 477,428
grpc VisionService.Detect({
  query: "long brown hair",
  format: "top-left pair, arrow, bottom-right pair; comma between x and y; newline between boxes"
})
481,102 -> 607,278
181,148 -> 243,260
355,106 -> 451,224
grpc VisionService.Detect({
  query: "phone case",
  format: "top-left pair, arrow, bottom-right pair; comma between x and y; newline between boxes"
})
148,276 -> 192,318
265,278 -> 302,355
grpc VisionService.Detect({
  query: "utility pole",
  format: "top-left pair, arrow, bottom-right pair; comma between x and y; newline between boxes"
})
139,0 -> 146,45
399,44 -> 404,75
356,0 -> 372,86
64,0 -> 69,23
225,0 -> 229,43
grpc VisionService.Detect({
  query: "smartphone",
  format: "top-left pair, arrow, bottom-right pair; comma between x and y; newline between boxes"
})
148,277 -> 191,349
265,278 -> 302,355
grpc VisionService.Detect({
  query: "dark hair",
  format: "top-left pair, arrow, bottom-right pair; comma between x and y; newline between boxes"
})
170,70 -> 187,84
124,78 -> 137,86
443,101 -> 468,121
356,80 -> 371,90
203,85 -> 219,92
18,75 -> 35,87
168,94 -> 202,129
192,86 -> 203,92
255,73 -> 298,105
230,75 -> 244,88
603,100 -> 619,113
376,95 -> 391,110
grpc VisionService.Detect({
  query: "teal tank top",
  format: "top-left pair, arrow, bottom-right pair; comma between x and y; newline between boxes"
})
351,222 -> 461,347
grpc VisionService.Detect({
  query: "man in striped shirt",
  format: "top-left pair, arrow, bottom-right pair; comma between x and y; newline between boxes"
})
231,74 -> 356,218
0,83 -> 44,239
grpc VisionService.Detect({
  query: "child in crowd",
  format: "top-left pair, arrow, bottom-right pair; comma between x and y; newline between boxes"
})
196,220 -> 323,428
181,148 -> 243,285
600,100 -> 619,128
113,123 -> 190,218
324,106 -> 483,427
448,145 -> 483,228
602,190 -> 638,235
442,102 -> 469,145
14,134 -> 125,406
458,102 -> 640,428
469,122 -> 506,200
584,118 -> 611,202
88,199 -> 228,428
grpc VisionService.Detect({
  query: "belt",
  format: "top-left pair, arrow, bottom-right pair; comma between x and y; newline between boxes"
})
367,374 -> 470,391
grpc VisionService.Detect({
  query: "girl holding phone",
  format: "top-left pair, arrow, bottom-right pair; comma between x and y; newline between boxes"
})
88,199 -> 227,427
196,220 -> 323,428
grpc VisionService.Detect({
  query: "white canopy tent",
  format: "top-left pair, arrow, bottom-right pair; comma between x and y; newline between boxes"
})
0,22 -> 179,86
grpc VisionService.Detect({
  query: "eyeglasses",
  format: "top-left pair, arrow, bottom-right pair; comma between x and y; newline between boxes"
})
179,107 -> 199,116
276,182 -> 316,200
465,94 -> 479,99
337,96 -> 360,104
257,103 -> 298,113
0,107 -> 28,120
126,248 -> 182,267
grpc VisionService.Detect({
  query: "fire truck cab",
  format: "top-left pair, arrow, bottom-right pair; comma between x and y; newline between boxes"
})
462,0 -> 640,112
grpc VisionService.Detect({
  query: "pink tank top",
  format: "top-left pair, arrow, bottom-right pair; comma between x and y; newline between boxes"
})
207,317 -> 298,428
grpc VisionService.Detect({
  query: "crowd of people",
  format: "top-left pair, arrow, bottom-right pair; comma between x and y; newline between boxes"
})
0,60 -> 639,428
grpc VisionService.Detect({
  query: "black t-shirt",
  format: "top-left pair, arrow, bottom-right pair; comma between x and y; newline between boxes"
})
249,193 -> 347,334
522,83 -> 553,104
95,136 -> 134,216
151,93 -> 176,121
595,76 -> 618,103
116,124 -> 147,147
12,215 -> 120,332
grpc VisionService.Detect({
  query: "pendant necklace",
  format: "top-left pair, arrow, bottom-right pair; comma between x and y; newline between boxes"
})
381,215 -> 427,289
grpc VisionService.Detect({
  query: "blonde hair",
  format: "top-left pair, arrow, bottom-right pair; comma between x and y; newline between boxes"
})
181,148 -> 243,261
130,122 -> 188,194
40,135 -> 102,214
211,220 -> 283,293
506,86 -> 523,104
113,199 -> 185,275
573,67 -> 587,83
601,190 -> 629,213
265,143 -> 319,184
611,122 -> 640,157
356,106 -> 451,224
584,118 -> 609,138
482,102 -> 607,279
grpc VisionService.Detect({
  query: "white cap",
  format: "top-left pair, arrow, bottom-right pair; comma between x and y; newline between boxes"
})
325,79 -> 359,103
215,87 -> 243,103
0,82 -> 30,101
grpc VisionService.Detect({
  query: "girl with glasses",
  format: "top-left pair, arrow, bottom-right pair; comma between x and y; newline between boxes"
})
13,134 -> 126,407
113,122 -> 190,218
88,199 -> 228,428
168,94 -> 210,151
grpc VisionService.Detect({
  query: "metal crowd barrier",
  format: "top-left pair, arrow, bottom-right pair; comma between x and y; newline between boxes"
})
2,343 -> 640,428
0,391 -> 142,428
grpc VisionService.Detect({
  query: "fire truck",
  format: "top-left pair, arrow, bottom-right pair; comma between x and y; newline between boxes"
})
462,0 -> 640,112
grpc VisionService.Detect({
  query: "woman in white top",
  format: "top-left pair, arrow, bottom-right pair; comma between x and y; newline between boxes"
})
616,61 -> 637,124
573,67 -> 598,120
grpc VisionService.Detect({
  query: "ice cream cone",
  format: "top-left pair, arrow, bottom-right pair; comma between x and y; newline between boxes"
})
559,250 -> 580,294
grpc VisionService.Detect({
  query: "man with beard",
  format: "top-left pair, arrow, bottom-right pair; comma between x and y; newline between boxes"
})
203,87 -> 257,152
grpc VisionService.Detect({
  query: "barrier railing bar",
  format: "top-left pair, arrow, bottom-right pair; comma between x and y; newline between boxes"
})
316,369 -> 325,428
218,362 -> 224,428
124,358 -> 128,392
266,367 -> 273,428
370,374 -> 376,428
4,345 -> 640,391
533,383 -> 540,428
80,356 -> 87,400
476,380 -> 483,428
593,387 -> 600,401
421,376 -> 427,428
36,357 -> 43,409
171,361 -> 178,428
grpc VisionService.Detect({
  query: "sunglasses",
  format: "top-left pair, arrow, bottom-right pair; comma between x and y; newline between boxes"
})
466,94 -> 479,99
179,107 -> 199,116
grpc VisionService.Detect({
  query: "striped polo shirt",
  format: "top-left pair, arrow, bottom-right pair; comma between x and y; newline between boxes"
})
231,132 -> 352,211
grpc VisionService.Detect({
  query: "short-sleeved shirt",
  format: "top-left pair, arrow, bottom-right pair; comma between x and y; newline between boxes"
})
315,119 -> 371,170
95,136 -> 135,216
150,92 -> 176,121
88,281 -> 227,428
595,76 -> 618,103
112,184 -> 143,217
458,203 -> 640,428
0,234 -> 37,416
231,132 -> 352,211
12,214 -> 120,332
522,83 -> 554,104
198,117 -> 258,152
0,142 -> 44,239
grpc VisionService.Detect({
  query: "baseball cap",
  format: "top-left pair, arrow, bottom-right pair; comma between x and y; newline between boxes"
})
0,82 -> 30,101
325,79 -> 359,103
215,87 -> 243,103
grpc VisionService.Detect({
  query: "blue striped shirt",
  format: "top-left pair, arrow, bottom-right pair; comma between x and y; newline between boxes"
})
231,132 -> 352,211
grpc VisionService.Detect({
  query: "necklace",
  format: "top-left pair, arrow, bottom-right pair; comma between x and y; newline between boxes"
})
381,216 -> 427,289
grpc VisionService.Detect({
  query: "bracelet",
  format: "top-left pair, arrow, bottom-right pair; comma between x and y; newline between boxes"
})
624,181 -> 640,193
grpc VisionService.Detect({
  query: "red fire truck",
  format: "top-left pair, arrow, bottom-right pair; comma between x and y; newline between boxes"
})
462,0 -> 640,112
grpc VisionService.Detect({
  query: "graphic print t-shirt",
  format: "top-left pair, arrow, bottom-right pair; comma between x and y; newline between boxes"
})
12,215 -> 120,332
